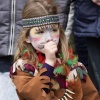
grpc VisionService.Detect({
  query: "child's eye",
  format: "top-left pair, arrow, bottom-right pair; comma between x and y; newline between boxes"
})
37,31 -> 44,34
52,28 -> 58,32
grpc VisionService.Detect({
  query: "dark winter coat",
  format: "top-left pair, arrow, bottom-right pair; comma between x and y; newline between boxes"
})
0,0 -> 27,56
73,0 -> 100,37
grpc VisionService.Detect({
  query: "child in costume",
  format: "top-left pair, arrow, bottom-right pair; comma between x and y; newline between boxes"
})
10,0 -> 100,100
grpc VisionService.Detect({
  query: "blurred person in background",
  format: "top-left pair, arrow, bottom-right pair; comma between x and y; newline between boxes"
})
0,0 -> 27,72
0,0 -> 27,99
73,0 -> 100,94
55,0 -> 75,40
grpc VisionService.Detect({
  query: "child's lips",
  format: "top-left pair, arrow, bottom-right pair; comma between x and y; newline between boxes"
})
38,44 -> 44,49
38,40 -> 57,49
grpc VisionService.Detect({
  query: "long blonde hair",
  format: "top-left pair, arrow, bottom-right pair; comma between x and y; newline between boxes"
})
14,0 -> 69,64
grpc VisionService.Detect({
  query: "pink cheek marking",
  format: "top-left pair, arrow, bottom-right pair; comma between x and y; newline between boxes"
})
53,34 -> 59,38
32,38 -> 41,42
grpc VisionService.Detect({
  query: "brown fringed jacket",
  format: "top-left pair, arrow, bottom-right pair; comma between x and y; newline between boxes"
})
10,57 -> 100,100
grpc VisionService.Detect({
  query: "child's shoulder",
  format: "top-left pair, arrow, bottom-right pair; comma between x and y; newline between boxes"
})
66,48 -> 88,82
10,59 -> 38,78
67,62 -> 88,82
13,59 -> 26,72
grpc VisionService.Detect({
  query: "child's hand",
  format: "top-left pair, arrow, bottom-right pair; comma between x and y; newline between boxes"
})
92,0 -> 100,6
44,41 -> 58,66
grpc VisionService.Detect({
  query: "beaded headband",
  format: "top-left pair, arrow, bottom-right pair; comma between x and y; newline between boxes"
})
22,14 -> 59,27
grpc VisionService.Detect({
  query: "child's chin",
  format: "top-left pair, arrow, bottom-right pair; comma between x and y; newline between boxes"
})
37,49 -> 44,54
41,50 -> 45,54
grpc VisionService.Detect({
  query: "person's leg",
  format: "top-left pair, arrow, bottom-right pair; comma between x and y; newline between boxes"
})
88,56 -> 99,92
74,35 -> 99,90
0,56 -> 13,72
74,35 -> 88,68
0,56 -> 18,99
86,37 -> 100,94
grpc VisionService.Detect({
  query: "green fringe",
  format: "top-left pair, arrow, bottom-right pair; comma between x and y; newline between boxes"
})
38,63 -> 43,68
67,56 -> 78,66
23,49 -> 29,54
53,66 -> 66,75
76,67 -> 87,79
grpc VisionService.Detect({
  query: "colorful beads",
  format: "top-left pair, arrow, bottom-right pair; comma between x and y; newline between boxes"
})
22,14 -> 59,27
65,81 -> 68,88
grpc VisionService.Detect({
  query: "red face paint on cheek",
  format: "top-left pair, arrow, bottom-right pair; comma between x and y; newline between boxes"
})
32,38 -> 41,42
53,34 -> 59,38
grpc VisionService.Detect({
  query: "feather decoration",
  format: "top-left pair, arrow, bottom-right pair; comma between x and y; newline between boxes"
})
23,49 -> 30,59
67,56 -> 78,66
66,48 -> 78,66
58,52 -> 64,59
38,63 -> 43,68
76,67 -> 87,81
53,66 -> 66,75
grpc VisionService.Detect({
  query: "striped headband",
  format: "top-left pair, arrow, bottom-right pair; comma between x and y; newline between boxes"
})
22,14 -> 59,28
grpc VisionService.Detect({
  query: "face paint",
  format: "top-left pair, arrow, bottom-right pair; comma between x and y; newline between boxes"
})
29,24 -> 60,53
29,35 -> 45,52
44,28 -> 53,42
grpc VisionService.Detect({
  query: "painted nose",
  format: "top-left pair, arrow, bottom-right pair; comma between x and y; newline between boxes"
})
45,30 -> 53,42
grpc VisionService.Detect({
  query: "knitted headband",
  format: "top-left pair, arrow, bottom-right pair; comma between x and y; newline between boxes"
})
22,14 -> 59,28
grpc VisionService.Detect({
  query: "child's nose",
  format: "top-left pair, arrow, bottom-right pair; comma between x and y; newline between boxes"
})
45,31 -> 53,42
46,39 -> 53,42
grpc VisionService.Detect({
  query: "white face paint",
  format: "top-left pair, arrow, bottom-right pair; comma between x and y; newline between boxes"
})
29,24 -> 60,53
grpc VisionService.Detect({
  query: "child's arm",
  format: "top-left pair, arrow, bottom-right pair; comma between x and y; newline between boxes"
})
67,61 -> 100,100
92,0 -> 100,6
42,41 -> 57,77
41,41 -> 57,93
82,75 -> 100,100
10,60 -> 50,100
76,62 -> 100,99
